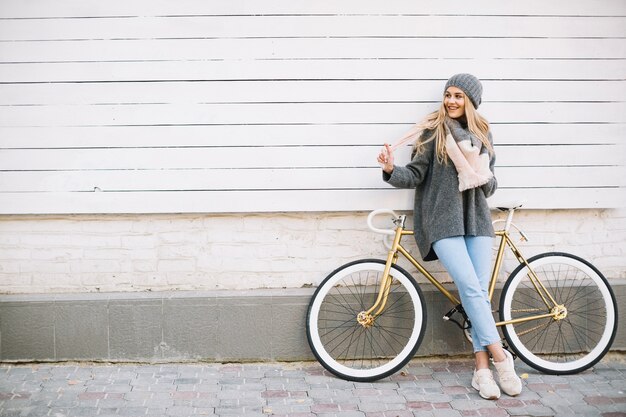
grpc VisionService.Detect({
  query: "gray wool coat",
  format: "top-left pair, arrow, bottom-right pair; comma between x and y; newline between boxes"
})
383,124 -> 497,261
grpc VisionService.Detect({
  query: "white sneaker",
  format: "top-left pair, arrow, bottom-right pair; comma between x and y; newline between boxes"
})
494,349 -> 522,396
471,368 -> 500,400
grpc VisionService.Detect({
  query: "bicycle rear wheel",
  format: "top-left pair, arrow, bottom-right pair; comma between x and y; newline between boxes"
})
306,259 -> 426,382
500,252 -> 617,375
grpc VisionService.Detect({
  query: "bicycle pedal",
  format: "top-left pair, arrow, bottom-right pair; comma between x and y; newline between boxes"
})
443,306 -> 459,320
502,344 -> 517,360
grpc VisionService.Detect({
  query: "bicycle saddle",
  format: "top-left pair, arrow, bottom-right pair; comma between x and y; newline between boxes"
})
495,201 -> 524,211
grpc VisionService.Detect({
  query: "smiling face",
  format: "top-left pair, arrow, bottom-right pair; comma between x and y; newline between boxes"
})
444,86 -> 466,119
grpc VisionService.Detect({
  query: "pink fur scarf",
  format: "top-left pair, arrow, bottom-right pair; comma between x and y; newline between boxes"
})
444,118 -> 493,192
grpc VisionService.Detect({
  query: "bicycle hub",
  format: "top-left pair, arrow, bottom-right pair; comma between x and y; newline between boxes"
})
552,304 -> 568,321
357,311 -> 374,328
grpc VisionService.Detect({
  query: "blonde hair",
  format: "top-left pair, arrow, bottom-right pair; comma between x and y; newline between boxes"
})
410,93 -> 493,163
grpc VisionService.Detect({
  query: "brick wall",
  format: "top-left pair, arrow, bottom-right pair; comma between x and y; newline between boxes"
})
0,209 -> 624,294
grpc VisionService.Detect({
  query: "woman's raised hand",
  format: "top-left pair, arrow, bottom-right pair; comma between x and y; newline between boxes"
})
377,143 -> 395,174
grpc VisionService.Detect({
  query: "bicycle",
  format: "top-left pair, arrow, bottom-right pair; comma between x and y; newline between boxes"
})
306,205 -> 618,382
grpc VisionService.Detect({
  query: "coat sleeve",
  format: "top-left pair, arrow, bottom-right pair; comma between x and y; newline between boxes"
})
480,132 -> 498,198
382,140 -> 432,189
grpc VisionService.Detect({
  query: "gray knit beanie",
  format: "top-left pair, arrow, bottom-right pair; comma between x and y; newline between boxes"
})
444,73 -> 482,109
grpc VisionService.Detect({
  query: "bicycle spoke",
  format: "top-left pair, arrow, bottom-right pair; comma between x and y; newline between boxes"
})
307,261 -> 425,380
501,253 -> 616,374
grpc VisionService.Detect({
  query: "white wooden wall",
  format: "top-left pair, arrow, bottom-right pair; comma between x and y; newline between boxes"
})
0,0 -> 624,213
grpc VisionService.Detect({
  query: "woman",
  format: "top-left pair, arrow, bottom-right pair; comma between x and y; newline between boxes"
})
377,74 -> 522,400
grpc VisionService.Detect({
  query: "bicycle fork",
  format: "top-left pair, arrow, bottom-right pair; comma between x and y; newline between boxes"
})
357,215 -> 406,328
503,235 -> 568,323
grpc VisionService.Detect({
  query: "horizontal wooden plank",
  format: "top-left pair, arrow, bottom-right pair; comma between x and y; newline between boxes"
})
1,59 -> 624,83
1,15 -> 624,41
384,144 -> 625,168
1,0 -> 623,19
0,145 -> 620,171
497,166 -> 626,188
1,102 -> 623,127
491,188 -> 625,209
1,80 -> 624,105
1,166 -> 622,193
1,38 -> 624,63
0,168 -> 380,192
1,123 -> 623,149
0,187 -> 622,215
0,146 -> 374,171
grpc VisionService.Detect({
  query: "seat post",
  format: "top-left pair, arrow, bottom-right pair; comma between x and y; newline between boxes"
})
504,208 -> 516,232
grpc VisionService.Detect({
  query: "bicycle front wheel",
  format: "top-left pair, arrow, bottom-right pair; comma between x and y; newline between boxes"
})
500,252 -> 617,375
306,259 -> 426,382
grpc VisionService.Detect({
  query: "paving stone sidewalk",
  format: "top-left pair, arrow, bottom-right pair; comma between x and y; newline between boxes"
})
1,354 -> 625,417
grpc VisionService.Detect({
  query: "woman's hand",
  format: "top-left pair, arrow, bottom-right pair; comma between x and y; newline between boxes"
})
377,143 -> 395,174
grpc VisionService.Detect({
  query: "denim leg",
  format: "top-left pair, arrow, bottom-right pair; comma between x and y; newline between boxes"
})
433,236 -> 500,352
465,236 -> 499,350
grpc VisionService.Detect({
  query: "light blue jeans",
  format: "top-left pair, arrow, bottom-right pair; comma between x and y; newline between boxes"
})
432,236 -> 500,352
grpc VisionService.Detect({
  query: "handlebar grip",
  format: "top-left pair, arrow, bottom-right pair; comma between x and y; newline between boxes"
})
367,209 -> 399,235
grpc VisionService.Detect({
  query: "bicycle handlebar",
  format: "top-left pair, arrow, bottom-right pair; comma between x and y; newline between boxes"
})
367,209 -> 400,235
367,206 -> 529,252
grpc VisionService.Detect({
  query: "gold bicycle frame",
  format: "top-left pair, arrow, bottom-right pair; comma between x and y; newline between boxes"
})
361,217 -> 562,328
